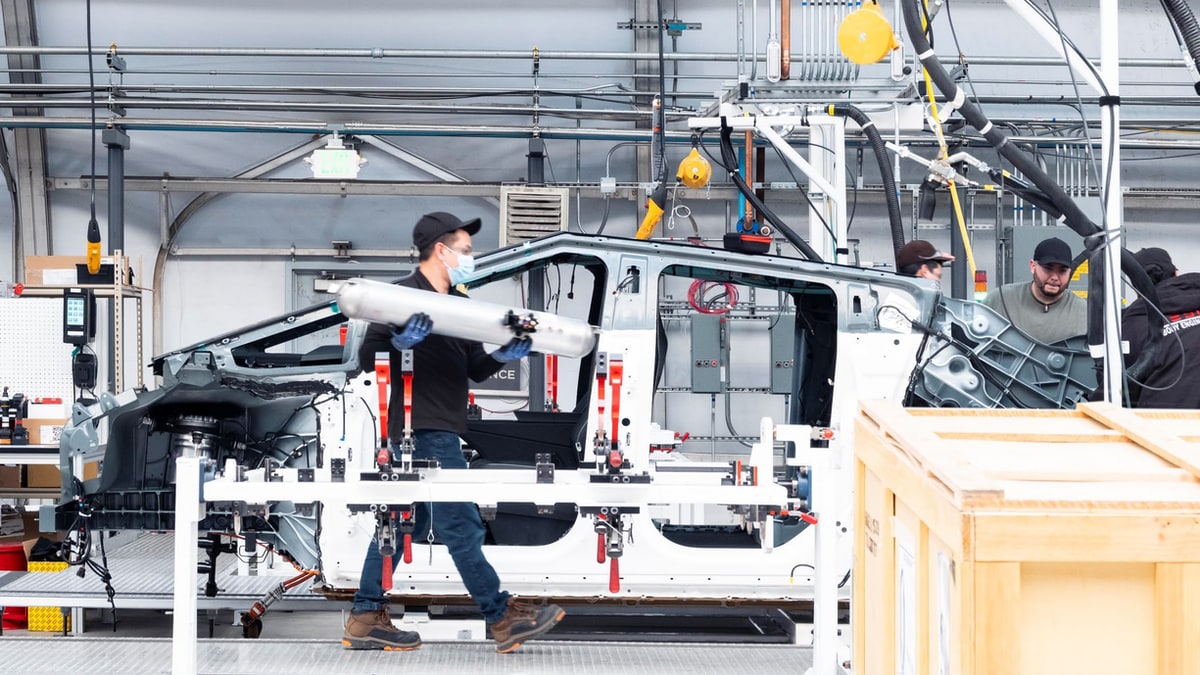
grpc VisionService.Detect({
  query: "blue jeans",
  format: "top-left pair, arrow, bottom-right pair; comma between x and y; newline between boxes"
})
352,430 -> 511,623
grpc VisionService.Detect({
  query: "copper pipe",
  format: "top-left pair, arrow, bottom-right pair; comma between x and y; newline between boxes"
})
781,0 -> 791,80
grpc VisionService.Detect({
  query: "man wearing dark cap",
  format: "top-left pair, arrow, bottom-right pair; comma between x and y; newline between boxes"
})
896,239 -> 955,282
1122,247 -> 1200,407
346,211 -> 564,653
982,236 -> 1087,344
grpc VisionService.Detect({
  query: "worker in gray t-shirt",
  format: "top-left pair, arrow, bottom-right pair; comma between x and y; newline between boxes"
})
982,236 -> 1087,344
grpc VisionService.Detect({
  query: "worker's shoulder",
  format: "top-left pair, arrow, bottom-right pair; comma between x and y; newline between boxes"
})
981,282 -> 1019,307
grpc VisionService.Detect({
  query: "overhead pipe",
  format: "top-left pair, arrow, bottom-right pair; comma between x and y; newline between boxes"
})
766,0 -> 782,82
781,0 -> 791,79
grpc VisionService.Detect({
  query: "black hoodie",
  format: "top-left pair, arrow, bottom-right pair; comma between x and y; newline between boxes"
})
1122,272 -> 1200,408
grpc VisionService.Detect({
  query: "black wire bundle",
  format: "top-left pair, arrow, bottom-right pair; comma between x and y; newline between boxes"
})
61,496 -> 118,631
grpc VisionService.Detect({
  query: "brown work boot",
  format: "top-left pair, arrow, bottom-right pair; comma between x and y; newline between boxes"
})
341,606 -> 422,651
489,597 -> 566,653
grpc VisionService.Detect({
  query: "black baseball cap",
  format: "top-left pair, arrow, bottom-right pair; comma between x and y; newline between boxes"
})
412,211 -> 482,252
896,240 -> 955,269
1134,247 -> 1176,279
1033,237 -> 1073,267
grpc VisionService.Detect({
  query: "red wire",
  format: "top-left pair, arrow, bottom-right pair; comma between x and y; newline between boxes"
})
687,279 -> 738,314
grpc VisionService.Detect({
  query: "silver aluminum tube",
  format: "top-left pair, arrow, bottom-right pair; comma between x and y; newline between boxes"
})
335,278 -> 597,358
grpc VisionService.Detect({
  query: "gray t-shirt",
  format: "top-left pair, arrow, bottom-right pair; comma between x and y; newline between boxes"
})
982,281 -> 1088,344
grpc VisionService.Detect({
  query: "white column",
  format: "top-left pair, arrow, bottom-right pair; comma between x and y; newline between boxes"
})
172,450 -> 203,675
1100,0 -> 1124,404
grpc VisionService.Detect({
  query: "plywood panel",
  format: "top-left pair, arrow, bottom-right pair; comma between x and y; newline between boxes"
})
1156,563 -> 1200,675
973,513 -> 1200,563
1021,562 -> 1157,675
973,562 -> 1020,675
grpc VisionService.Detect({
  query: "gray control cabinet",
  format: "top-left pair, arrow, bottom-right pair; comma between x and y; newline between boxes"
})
690,313 -> 723,393
769,320 -> 796,395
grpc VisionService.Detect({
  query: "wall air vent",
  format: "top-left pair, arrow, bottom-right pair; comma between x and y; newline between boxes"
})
499,186 -> 569,247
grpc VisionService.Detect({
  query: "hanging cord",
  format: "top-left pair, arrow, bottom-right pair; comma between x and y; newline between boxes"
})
61,496 -> 118,630
915,3 -> 977,276
84,0 -> 101,263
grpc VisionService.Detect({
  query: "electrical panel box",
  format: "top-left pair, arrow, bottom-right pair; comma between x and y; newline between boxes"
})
690,314 -> 723,394
769,320 -> 796,394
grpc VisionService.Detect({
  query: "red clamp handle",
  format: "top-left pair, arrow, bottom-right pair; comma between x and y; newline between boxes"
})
609,557 -> 620,593
381,556 -> 393,591
800,511 -> 818,525
597,532 -> 607,564
402,533 -> 413,564
376,446 -> 390,469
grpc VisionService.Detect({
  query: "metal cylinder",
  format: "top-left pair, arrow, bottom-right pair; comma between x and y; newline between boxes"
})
335,278 -> 597,358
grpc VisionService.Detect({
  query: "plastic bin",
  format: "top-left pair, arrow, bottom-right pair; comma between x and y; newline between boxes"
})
0,542 -> 27,629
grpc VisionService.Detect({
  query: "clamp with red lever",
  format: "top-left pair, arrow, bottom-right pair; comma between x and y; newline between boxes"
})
373,505 -> 396,592
373,350 -> 392,471
580,506 -> 638,594
395,349 -> 416,472
365,350 -> 428,481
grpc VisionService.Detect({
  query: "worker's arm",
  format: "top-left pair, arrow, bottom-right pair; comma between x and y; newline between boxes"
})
467,340 -> 508,383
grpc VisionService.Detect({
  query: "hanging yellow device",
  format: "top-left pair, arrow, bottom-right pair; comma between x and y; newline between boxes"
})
837,1 -> 899,65
676,146 -> 711,189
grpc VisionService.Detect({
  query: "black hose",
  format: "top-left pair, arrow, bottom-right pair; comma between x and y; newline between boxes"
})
1161,0 -> 1200,95
718,121 -> 823,262
1086,248 -> 1105,350
653,0 -> 668,186
828,104 -> 905,260
899,0 -> 1163,387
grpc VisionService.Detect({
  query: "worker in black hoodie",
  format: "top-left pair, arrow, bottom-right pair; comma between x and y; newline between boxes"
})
1122,247 -> 1200,407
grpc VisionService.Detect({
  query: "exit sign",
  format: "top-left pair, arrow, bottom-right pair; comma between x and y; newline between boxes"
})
308,147 -> 364,179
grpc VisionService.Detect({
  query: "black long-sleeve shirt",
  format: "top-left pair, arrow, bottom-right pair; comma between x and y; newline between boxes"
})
357,270 -> 505,439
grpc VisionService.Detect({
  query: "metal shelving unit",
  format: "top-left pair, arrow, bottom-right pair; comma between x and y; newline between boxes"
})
19,251 -> 148,391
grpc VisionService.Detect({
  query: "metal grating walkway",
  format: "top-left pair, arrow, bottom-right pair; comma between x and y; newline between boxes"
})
2,638 -> 813,674
0,532 -> 322,610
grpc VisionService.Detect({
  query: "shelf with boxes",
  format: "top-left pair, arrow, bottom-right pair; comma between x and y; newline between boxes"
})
1,412 -> 73,498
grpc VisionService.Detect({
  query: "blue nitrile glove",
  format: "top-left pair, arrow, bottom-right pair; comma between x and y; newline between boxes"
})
491,336 -> 533,363
390,313 -> 433,351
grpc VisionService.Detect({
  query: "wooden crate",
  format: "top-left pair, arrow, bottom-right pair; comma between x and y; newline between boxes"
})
854,401 -> 1200,675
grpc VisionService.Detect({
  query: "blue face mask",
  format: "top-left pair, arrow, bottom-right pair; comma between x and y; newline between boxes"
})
446,252 -> 475,286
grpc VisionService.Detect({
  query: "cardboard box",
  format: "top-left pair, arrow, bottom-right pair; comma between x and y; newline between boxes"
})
24,464 -> 61,489
0,465 -> 19,489
24,255 -> 131,286
854,401 -> 1200,675
28,418 -> 67,446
